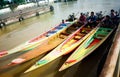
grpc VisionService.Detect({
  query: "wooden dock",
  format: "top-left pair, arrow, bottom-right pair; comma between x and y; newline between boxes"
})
100,24 -> 120,77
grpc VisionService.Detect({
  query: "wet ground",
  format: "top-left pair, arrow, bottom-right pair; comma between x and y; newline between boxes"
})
0,0 -> 120,77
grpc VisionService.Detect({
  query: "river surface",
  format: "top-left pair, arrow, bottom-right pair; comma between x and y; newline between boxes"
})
0,0 -> 120,77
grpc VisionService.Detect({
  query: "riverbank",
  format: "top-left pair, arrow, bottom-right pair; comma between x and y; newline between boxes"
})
0,4 -> 50,26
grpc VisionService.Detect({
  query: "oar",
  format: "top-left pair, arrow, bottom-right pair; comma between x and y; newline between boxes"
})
119,8 -> 120,14
75,12 -> 79,17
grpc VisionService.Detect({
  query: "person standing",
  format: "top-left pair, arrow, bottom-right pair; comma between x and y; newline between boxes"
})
19,10 -> 24,22
97,11 -> 103,21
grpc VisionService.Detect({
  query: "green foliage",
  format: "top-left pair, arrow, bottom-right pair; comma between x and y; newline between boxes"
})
0,0 -> 8,8
0,0 -> 26,9
12,0 -> 25,4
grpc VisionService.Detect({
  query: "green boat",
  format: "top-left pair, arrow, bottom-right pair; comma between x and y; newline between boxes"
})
59,27 -> 114,71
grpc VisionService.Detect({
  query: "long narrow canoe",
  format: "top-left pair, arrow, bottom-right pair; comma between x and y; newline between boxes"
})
0,21 -> 74,58
0,21 -> 80,70
24,25 -> 98,73
59,27 -> 114,71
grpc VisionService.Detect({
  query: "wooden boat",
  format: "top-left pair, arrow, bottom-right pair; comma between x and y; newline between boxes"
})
0,21 -> 74,58
0,20 -> 80,70
24,25 -> 98,73
59,27 -> 114,71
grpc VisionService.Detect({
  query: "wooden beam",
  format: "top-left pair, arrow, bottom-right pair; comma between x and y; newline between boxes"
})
99,24 -> 120,77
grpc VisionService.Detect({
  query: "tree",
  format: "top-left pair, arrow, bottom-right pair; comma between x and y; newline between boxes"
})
9,0 -> 25,11
11,0 -> 25,4
0,0 -> 26,10
0,0 -> 6,8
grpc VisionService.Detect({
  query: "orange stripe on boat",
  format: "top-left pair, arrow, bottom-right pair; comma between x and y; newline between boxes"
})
66,60 -> 76,64
87,39 -> 100,48
0,50 -> 8,56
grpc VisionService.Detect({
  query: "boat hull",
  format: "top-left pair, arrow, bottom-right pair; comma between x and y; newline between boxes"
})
24,25 -> 98,73
0,21 -> 73,58
59,27 -> 114,71
0,21 -> 80,70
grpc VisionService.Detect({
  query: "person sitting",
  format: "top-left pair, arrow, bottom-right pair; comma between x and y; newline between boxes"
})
66,13 -> 76,21
110,9 -> 116,19
85,11 -> 97,28
85,12 -> 89,19
97,11 -> 103,21
66,14 -> 73,21
60,19 -> 66,26
115,11 -> 119,17
114,11 -> 120,26
110,9 -> 117,23
71,13 -> 77,20
100,15 -> 114,28
110,9 -> 120,26
78,13 -> 86,25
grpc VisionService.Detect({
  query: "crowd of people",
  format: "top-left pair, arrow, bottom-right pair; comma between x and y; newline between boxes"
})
66,9 -> 120,29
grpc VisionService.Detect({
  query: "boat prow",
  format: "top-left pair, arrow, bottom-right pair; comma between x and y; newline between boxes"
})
24,24 -> 99,73
59,27 -> 114,71
0,21 -> 74,58
0,20 -> 80,70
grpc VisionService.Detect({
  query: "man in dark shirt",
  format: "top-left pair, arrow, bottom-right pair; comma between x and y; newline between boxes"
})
101,15 -> 114,28
86,12 -> 97,28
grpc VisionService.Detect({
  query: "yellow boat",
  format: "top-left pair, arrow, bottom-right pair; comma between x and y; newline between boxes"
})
24,25 -> 98,73
0,21 -> 74,58
0,20 -> 80,70
59,27 -> 114,71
